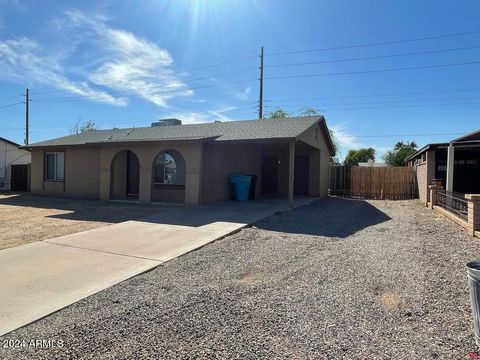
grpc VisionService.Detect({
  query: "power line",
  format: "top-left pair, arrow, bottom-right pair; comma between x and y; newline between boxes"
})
25,107 -> 259,131
66,62 -> 258,88
33,78 -> 258,103
264,101 -> 480,112
31,70 -> 258,101
265,59 -> 480,80
0,102 -> 23,109
0,94 -> 23,102
175,66 -> 257,83
266,95 -> 480,107
267,29 -> 480,56
353,132 -> 465,138
315,101 -> 480,111
265,15 -> 480,51
28,55 -> 258,97
21,29 -> 480,105
167,51 -> 258,69
167,56 -> 258,76
265,87 -> 480,103
266,44 -> 480,68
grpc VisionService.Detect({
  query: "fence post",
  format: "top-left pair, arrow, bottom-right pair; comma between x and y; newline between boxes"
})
429,185 -> 439,209
465,194 -> 480,237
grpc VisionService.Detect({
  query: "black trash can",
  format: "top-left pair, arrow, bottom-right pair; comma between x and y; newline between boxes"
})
467,261 -> 480,347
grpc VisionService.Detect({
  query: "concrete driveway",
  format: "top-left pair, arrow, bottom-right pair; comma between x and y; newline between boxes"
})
0,197 -> 314,336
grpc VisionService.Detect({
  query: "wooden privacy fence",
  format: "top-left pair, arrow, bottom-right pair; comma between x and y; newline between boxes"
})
329,166 -> 418,199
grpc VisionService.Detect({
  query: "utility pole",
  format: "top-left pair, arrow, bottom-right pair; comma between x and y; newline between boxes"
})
258,46 -> 264,119
23,88 -> 29,145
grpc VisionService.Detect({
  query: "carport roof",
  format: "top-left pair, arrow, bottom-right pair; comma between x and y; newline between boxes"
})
24,116 -> 333,151
405,128 -> 480,162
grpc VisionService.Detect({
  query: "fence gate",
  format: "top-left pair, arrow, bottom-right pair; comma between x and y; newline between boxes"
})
329,166 -> 417,200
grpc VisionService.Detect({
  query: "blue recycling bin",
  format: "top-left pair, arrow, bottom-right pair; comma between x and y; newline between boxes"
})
229,174 -> 252,201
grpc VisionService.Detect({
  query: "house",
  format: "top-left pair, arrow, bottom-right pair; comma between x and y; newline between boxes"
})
358,159 -> 389,167
0,137 -> 31,191
406,129 -> 480,204
22,116 -> 335,205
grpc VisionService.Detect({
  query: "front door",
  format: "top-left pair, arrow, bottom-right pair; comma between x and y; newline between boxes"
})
294,155 -> 309,196
261,156 -> 279,194
127,151 -> 140,196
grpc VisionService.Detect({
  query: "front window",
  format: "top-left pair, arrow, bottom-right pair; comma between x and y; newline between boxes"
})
45,152 -> 64,181
154,153 -> 177,184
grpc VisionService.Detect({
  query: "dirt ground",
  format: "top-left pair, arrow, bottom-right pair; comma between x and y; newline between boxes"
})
0,193 -> 170,250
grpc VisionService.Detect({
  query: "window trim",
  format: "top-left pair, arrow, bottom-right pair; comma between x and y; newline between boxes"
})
44,151 -> 65,182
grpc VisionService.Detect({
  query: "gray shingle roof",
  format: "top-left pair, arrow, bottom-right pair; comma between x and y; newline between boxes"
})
25,116 -> 324,148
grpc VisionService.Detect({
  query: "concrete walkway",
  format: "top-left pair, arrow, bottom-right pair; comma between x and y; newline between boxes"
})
0,197 -> 315,336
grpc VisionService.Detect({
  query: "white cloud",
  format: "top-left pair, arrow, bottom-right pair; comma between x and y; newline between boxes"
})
0,10 -> 192,107
230,86 -> 251,101
330,123 -> 390,161
0,37 -> 125,105
329,123 -> 362,150
64,10 -> 192,107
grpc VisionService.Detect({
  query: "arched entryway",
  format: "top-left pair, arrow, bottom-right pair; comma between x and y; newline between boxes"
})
151,149 -> 186,203
110,150 -> 140,200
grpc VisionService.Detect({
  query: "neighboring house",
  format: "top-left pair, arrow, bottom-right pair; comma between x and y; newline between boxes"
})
0,137 -> 31,191
358,159 -> 389,167
407,129 -> 480,204
23,116 -> 335,205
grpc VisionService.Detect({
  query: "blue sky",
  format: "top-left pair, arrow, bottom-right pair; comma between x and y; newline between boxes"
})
1,0 -> 480,160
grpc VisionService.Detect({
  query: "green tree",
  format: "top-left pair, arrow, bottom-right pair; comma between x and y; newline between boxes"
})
343,148 -> 376,167
298,106 -> 321,117
267,107 -> 292,119
383,141 -> 418,166
71,120 -> 97,134
268,106 -> 339,155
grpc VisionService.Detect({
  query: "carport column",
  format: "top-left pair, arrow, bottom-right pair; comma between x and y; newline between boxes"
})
446,142 -> 455,193
465,194 -> 480,236
288,140 -> 295,205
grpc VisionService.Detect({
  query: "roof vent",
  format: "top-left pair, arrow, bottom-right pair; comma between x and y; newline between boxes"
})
151,118 -> 182,127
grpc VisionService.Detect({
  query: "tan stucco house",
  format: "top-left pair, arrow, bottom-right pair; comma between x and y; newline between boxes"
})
23,116 -> 335,205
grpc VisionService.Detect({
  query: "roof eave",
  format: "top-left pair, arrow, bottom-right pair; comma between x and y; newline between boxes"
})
452,129 -> 480,142
405,143 -> 449,162
0,136 -> 22,148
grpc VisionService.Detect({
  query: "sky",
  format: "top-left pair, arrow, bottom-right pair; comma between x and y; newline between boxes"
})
1,0 -> 480,161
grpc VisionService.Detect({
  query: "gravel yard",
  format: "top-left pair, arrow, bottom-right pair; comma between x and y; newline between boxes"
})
0,193 -> 169,250
1,197 -> 479,359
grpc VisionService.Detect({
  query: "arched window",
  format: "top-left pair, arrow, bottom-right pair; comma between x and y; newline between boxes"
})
154,151 -> 185,185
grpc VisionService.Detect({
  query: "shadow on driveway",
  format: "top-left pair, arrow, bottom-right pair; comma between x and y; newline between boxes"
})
0,193 -> 169,224
255,197 -> 391,238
